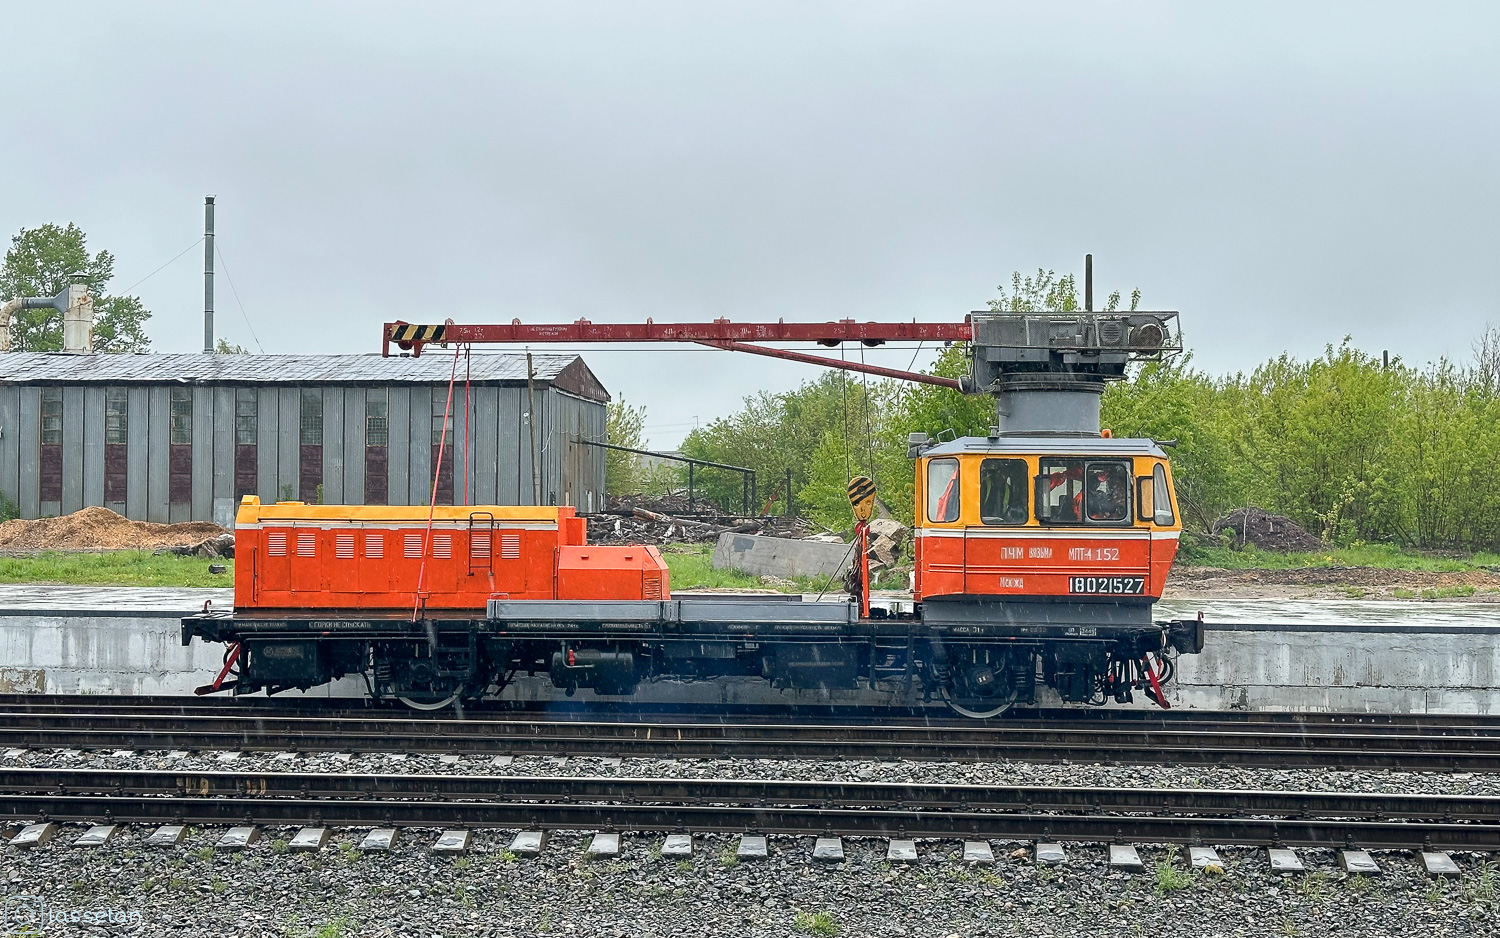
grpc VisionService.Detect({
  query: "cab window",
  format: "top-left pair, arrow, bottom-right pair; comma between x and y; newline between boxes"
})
979,458 -> 1028,525
1152,463 -> 1175,526
1037,458 -> 1131,524
926,458 -> 960,523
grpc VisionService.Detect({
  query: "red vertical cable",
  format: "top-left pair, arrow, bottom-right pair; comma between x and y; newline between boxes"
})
413,345 -> 462,622
463,346 -> 472,505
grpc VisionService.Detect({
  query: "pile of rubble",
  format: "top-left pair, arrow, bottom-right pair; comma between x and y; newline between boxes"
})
1212,507 -> 1326,553
0,507 -> 233,557
865,517 -> 908,572
588,494 -> 814,545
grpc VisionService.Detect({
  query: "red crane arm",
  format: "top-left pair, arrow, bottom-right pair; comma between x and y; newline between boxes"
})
383,317 -> 972,389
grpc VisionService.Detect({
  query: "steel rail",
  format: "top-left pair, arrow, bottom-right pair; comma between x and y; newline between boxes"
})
0,792 -> 1491,851
1,711 -> 1498,771
2,769 -> 1497,824
2,695 -> 1497,734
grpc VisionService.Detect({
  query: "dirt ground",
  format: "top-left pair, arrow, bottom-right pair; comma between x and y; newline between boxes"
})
1165,564 -> 1500,601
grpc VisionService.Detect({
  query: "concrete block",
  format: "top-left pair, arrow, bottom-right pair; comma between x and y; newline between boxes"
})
109,750 -> 135,758
886,839 -> 918,863
962,841 -> 995,865
1189,846 -> 1224,871
432,830 -> 471,854
214,750 -> 241,763
215,826 -> 259,850
10,823 -> 57,848
289,828 -> 328,852
74,825 -> 117,847
145,825 -> 185,847
712,533 -> 853,580
330,752 -> 352,763
587,833 -> 621,858
1340,850 -> 1380,875
3,749 -> 25,759
491,755 -> 514,768
165,751 -> 190,760
661,834 -> 692,858
1420,851 -> 1460,877
737,835 -> 769,860
508,831 -> 546,857
274,751 -> 298,762
1034,843 -> 1066,866
439,754 -> 461,765
600,757 -> 623,767
813,837 -> 844,862
1108,844 -> 1144,872
1268,848 -> 1304,873
359,829 -> 397,852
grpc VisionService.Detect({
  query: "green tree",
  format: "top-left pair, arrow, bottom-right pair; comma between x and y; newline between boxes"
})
1,223 -> 151,352
215,337 -> 249,354
605,396 -> 646,495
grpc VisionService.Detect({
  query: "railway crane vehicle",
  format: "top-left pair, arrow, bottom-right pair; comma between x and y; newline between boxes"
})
184,296 -> 1205,717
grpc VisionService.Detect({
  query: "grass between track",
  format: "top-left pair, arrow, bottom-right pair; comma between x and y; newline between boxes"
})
0,550 -> 235,588
4,539 -> 1491,590
0,542 -> 829,592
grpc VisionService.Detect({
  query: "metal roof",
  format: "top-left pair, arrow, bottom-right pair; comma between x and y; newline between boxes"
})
0,352 -> 583,386
923,435 -> 1169,458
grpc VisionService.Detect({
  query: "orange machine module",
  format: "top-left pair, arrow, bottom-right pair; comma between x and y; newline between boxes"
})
233,496 -> 669,611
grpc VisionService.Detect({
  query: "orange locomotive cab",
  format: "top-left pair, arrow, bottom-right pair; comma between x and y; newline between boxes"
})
912,437 -> 1180,603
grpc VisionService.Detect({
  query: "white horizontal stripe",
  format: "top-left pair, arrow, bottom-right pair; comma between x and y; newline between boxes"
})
237,521 -> 559,532
916,528 -> 1154,539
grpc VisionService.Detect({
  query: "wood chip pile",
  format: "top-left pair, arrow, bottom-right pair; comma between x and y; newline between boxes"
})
0,507 -> 231,555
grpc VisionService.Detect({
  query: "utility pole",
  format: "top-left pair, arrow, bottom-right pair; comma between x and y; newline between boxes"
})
203,196 -> 215,353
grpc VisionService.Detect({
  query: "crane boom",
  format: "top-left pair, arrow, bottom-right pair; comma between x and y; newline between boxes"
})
384,317 -> 973,388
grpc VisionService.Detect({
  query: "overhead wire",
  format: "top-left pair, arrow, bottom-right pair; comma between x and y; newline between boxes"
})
214,246 -> 267,353
119,238 -> 203,294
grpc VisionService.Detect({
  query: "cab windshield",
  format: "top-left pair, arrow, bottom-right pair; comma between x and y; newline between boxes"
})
1037,458 -> 1131,524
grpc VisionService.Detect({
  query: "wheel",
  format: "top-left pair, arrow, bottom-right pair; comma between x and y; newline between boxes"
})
940,684 -> 1015,719
397,690 -> 462,711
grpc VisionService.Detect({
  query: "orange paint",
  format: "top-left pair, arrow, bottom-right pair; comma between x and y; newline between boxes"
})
232,496 -> 669,612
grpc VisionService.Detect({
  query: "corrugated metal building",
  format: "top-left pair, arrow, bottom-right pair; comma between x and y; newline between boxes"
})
0,353 -> 609,526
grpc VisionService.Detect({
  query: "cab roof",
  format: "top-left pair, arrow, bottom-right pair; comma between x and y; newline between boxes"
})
921,435 -> 1169,459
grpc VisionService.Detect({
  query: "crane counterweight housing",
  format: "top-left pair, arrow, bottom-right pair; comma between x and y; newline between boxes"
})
183,308 -> 1203,717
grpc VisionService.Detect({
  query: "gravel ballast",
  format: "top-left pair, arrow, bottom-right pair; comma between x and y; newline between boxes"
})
2,748 -> 1497,936
2,826 -> 1496,937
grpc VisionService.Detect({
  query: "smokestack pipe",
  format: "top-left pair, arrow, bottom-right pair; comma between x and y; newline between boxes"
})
203,196 -> 215,354
1085,254 -> 1093,312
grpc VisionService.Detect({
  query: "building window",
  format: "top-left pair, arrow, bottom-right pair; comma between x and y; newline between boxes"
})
431,393 -> 454,506
104,388 -> 128,503
364,389 -> 388,505
299,388 -> 322,503
169,387 -> 192,504
169,387 -> 192,445
39,388 -> 62,503
234,389 -> 257,501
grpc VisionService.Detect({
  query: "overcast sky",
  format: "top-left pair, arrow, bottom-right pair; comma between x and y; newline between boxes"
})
3,2 -> 1497,447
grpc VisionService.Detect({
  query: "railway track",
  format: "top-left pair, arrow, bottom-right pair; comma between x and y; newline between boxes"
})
1,768 -> 1496,850
2,703 -> 1499,770
5,693 -> 1500,731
